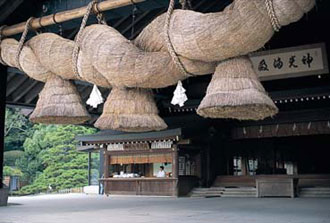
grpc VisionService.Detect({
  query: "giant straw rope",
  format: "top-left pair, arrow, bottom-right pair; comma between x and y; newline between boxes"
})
0,0 -> 315,88
0,0 -> 316,129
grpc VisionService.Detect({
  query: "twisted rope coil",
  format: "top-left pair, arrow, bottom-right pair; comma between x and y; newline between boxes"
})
265,0 -> 281,32
0,0 -> 313,90
0,25 -> 7,65
15,17 -> 34,71
164,0 -> 193,78
72,0 -> 98,79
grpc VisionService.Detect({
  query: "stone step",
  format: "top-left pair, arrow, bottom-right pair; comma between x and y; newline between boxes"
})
222,190 -> 256,193
299,192 -> 330,196
299,194 -> 330,198
190,187 -> 256,198
190,192 -> 221,196
222,188 -> 256,191
191,190 -> 224,194
221,194 -> 256,198
223,191 -> 257,194
193,188 -> 225,191
191,190 -> 223,194
300,187 -> 330,192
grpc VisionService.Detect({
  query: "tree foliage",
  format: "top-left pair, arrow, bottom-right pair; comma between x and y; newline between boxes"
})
18,125 -> 96,195
4,108 -> 34,152
3,150 -> 24,166
3,166 -> 23,177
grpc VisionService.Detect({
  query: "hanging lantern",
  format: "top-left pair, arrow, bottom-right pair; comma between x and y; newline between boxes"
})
30,75 -> 91,124
95,87 -> 167,132
197,56 -> 278,120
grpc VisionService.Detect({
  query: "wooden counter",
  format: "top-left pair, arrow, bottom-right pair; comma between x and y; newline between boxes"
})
100,178 -> 178,196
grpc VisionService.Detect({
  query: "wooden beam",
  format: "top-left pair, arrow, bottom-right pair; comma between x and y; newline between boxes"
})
0,0 -> 24,24
1,0 -> 146,37
0,0 -> 7,8
6,75 -> 27,97
11,79 -> 39,102
24,82 -> 44,104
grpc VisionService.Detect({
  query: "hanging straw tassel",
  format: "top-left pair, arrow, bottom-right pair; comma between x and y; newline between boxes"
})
197,56 -> 278,120
95,87 -> 167,132
30,75 -> 91,124
87,84 -> 104,108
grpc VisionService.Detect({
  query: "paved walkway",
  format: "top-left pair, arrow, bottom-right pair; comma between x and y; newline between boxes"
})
1,194 -> 330,223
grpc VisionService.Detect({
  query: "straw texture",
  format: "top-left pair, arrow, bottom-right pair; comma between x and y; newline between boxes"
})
197,57 -> 278,120
27,33 -> 77,80
30,75 -> 91,124
95,88 -> 167,132
79,24 -> 214,88
0,0 -> 315,130
0,38 -> 52,82
0,0 -> 314,89
134,0 -> 315,62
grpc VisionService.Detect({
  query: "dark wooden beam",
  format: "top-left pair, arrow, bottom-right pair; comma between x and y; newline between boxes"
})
112,14 -> 131,29
0,0 -> 24,24
24,82 -> 44,104
0,0 -> 7,8
6,74 -> 27,97
121,10 -> 150,37
235,108 -> 330,127
11,79 -> 39,103
0,64 -> 7,188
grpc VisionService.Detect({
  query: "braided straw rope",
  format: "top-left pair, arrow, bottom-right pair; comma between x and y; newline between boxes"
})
265,0 -> 281,32
0,25 -> 7,65
15,17 -> 34,71
164,0 -> 192,77
72,0 -> 97,79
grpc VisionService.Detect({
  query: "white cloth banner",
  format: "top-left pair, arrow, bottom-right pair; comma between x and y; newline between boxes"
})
86,85 -> 104,108
171,80 -> 188,107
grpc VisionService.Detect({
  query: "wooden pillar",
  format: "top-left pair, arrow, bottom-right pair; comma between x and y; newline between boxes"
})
0,65 -> 7,189
88,152 -> 91,186
206,145 -> 211,187
172,144 -> 178,179
99,149 -> 104,178
241,157 -> 248,176
172,144 -> 178,196
104,150 -> 109,178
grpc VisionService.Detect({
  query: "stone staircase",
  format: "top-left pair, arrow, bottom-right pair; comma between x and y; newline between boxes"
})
299,187 -> 330,198
190,187 -> 256,198
221,187 -> 256,198
190,187 -> 224,198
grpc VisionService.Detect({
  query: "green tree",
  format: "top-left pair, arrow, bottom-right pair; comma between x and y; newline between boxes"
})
3,166 -> 23,177
15,125 -> 57,183
5,108 -> 34,152
18,125 -> 96,195
3,150 -> 24,166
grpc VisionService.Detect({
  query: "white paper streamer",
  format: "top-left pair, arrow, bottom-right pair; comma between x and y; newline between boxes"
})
86,85 -> 104,108
171,80 -> 188,107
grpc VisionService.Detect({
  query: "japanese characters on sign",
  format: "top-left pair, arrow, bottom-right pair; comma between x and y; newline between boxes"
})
151,141 -> 173,149
249,43 -> 328,81
107,143 -> 150,151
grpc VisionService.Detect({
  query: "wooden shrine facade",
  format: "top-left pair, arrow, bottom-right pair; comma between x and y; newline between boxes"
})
76,128 -> 202,197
